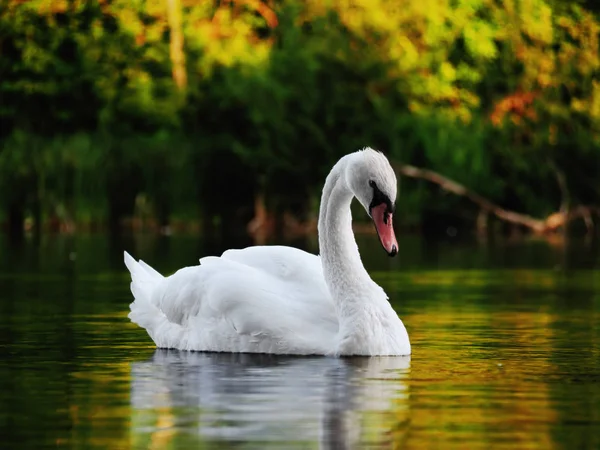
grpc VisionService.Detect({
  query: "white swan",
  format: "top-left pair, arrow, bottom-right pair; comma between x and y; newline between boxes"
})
124,147 -> 410,356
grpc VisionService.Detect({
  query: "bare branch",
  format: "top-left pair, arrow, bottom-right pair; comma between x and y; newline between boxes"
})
393,162 -> 599,235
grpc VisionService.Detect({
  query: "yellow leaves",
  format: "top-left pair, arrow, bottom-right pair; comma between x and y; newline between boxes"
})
519,46 -> 555,91
535,52 -> 555,88
145,21 -> 166,44
146,0 -> 170,19
186,5 -> 271,77
463,21 -> 498,59
389,35 -> 419,71
557,6 -> 599,64
456,62 -> 481,84
16,0 -> 69,14
114,7 -> 145,38
572,98 -> 588,114
131,71 -> 154,108
318,0 -> 492,118
571,81 -> 600,127
495,0 -> 552,44
487,0 -> 598,140
440,62 -> 456,82
590,81 -> 600,123
326,0 -> 399,36
521,0 -> 553,44
360,2 -> 391,31
544,7 -> 600,133
563,11 -> 600,76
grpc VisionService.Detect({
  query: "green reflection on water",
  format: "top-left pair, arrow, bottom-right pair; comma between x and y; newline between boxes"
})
0,234 -> 598,449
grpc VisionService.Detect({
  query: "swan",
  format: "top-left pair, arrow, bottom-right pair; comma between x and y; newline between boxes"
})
124,147 -> 411,356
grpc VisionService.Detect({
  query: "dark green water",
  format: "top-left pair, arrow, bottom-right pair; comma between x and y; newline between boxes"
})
0,233 -> 599,449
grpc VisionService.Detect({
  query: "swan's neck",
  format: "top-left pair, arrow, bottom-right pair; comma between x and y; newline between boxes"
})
317,154 -> 409,356
318,156 -> 375,299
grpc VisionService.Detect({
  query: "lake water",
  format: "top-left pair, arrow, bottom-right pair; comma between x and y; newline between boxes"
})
0,233 -> 599,449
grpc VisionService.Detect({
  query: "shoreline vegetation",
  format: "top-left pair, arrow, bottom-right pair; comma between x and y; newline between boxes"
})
4,161 -> 599,241
1,1 -> 599,241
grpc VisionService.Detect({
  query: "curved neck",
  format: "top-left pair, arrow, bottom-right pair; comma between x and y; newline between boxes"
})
316,153 -> 410,355
318,155 -> 374,301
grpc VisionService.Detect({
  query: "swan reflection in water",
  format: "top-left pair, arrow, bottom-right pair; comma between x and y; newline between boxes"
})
130,350 -> 411,449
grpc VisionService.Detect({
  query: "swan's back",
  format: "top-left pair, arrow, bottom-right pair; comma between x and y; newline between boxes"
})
221,245 -> 327,289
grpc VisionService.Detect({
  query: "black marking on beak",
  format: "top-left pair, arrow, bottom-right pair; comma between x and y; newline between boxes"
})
368,181 -> 394,218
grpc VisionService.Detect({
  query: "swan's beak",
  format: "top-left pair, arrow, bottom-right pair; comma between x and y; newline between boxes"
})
370,203 -> 398,257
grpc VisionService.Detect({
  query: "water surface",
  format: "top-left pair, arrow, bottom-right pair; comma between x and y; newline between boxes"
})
0,233 -> 599,449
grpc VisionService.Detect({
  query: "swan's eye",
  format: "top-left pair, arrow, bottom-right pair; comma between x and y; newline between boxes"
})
369,180 -> 376,188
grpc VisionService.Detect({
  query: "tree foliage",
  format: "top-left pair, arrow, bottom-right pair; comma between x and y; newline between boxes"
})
0,0 -> 598,235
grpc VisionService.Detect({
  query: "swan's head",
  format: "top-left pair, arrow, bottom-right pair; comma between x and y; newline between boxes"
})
346,148 -> 399,257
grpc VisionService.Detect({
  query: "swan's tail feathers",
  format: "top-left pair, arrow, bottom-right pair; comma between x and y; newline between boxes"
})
124,251 -> 164,302
124,251 -> 187,349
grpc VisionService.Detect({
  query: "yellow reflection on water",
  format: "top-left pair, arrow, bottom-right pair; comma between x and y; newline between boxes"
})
66,361 -> 133,449
404,309 -> 558,450
149,406 -> 176,450
375,269 -> 600,290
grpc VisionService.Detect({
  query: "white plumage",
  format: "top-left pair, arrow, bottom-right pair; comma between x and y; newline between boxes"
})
125,148 -> 411,356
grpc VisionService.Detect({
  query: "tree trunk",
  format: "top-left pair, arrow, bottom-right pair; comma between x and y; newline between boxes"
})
31,172 -> 42,237
247,188 -> 272,244
7,200 -> 25,242
166,0 -> 187,91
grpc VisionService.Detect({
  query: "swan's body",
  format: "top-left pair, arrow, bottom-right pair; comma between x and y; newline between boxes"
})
125,148 -> 411,356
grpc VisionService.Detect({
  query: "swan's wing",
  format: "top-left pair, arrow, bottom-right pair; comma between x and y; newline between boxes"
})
148,248 -> 337,354
219,245 -> 328,294
217,246 -> 335,337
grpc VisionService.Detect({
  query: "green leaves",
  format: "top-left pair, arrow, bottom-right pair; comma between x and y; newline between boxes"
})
0,0 -> 598,231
